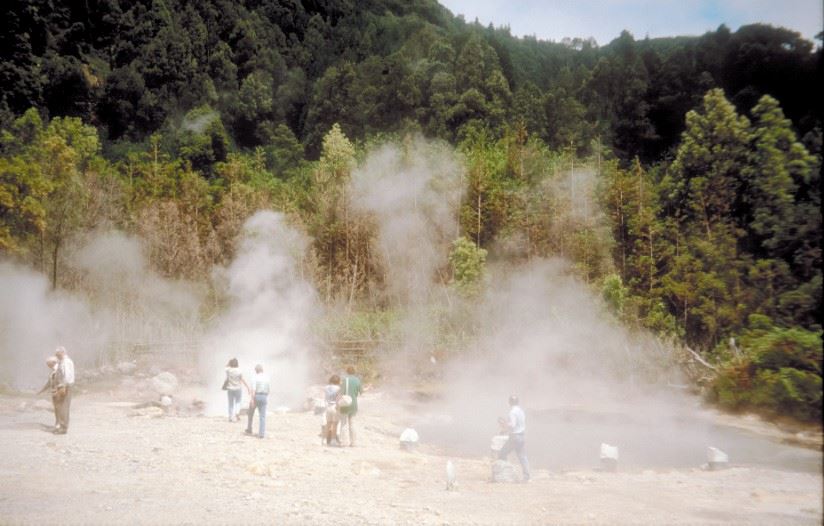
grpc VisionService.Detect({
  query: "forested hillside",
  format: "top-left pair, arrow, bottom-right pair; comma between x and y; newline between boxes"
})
1,0 -> 820,159
1,0 -> 821,420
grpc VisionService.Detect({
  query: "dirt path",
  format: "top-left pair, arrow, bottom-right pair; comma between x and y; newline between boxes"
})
0,386 -> 821,525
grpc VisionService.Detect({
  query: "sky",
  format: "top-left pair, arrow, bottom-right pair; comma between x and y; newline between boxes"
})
438,0 -> 823,46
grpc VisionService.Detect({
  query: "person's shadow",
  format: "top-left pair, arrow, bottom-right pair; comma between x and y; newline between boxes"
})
0,421 -> 55,432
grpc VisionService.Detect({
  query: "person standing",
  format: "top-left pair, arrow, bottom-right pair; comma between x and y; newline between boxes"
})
338,366 -> 362,447
323,374 -> 342,446
245,364 -> 269,438
224,358 -> 249,422
498,395 -> 530,482
53,347 -> 75,435
37,356 -> 60,430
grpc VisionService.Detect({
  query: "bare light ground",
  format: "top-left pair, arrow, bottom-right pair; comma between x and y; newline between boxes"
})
0,381 -> 821,525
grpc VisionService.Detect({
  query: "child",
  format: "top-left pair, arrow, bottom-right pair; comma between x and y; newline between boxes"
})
323,374 -> 342,446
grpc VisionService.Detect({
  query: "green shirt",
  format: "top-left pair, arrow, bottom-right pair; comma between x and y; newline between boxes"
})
339,375 -> 362,415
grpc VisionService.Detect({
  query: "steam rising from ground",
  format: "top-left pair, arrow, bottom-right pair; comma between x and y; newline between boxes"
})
0,232 -> 203,388
452,259 -> 682,405
346,143 -> 721,470
1,140 -> 813,472
350,137 -> 463,304
72,232 -> 203,344
181,109 -> 219,134
424,259 -> 702,469
349,137 -> 463,371
202,211 -> 319,411
0,264 -> 93,387
1,215 -> 318,411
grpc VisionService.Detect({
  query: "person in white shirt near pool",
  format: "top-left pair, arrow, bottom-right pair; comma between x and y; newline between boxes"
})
498,394 -> 530,482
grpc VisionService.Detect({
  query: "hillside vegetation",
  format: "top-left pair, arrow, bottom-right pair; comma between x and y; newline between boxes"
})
0,0 -> 820,420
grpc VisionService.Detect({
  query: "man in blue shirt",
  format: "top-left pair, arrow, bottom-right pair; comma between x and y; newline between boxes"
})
498,394 -> 530,482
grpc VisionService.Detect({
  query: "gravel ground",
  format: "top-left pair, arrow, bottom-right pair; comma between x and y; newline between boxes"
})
0,382 -> 821,525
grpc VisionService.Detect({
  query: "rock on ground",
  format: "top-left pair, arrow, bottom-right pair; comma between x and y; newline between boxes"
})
150,372 -> 178,396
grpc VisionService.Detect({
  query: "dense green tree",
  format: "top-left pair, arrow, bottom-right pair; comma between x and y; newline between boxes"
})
257,123 -> 305,176
711,324 -> 822,421
2,2 -> 819,169
745,95 -> 821,328
0,0 -> 47,114
448,236 -> 487,295
0,110 -> 49,253
663,89 -> 751,241
175,106 -> 231,175
511,82 -> 547,138
230,70 -> 275,147
98,66 -> 151,140
303,63 -> 358,156
308,123 -> 358,299
746,95 -> 815,256
458,130 -> 509,247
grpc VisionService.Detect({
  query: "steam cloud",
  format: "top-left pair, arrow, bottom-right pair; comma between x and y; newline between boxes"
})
349,137 -> 464,370
0,263 -> 94,387
349,137 -> 464,304
0,231 -> 203,388
345,146 -> 722,471
181,109 -> 219,134
0,212 -> 319,413
2,140 -> 809,473
202,211 -> 319,411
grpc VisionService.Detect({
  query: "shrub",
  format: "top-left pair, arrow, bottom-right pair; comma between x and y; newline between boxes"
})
710,326 -> 823,421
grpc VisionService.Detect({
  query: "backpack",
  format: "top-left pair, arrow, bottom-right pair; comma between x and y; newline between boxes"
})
338,376 -> 353,407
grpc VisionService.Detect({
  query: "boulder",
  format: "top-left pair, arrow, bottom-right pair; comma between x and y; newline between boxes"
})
491,460 -> 516,483
600,443 -> 619,472
400,428 -> 419,450
150,372 -> 178,396
707,447 -> 729,470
